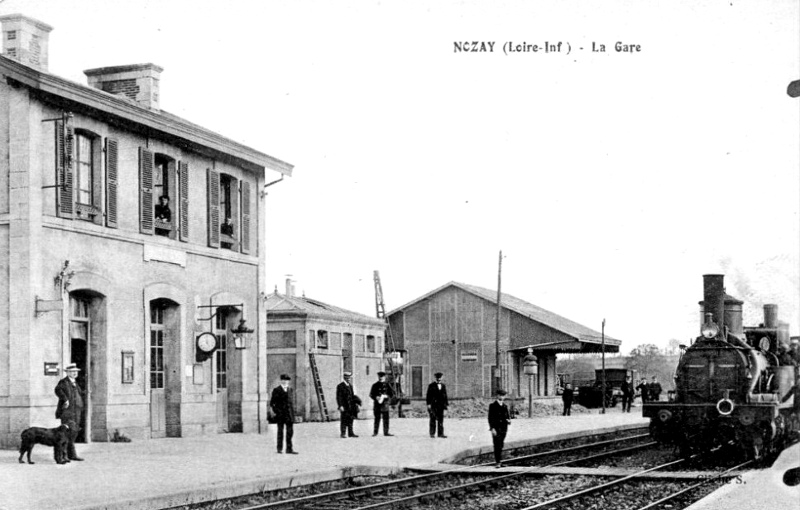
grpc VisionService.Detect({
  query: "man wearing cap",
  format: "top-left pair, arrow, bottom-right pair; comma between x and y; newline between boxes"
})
55,364 -> 84,461
621,375 -> 635,413
649,376 -> 663,402
488,390 -> 511,468
426,372 -> 449,438
270,375 -> 297,454
336,372 -> 359,438
369,371 -> 395,436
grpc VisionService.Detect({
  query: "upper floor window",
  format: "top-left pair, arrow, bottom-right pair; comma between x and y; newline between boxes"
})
139,148 -> 188,241
54,121 -> 112,226
75,133 -> 93,206
153,154 -> 175,238
207,169 -> 251,254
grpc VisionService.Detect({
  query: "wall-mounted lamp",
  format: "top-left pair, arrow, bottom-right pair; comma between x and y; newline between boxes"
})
197,303 -> 253,351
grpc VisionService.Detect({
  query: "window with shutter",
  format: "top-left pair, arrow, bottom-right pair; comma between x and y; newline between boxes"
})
55,119 -> 74,219
153,154 -> 176,239
207,168 -> 220,248
105,138 -> 118,228
240,180 -> 251,254
218,173 -> 238,251
178,161 -> 189,242
139,147 -> 154,234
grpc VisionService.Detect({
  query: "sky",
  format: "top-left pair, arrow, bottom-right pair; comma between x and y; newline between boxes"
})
3,0 -> 798,352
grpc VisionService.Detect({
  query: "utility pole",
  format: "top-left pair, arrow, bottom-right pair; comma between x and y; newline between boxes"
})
601,318 -> 606,414
495,250 -> 502,395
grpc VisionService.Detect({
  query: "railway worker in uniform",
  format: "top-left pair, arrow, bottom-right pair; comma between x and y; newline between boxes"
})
336,371 -> 359,438
369,372 -> 395,436
488,390 -> 511,468
648,376 -> 662,402
270,374 -> 298,454
561,383 -> 574,416
426,372 -> 449,438
621,375 -> 635,412
636,378 -> 649,403
55,364 -> 85,462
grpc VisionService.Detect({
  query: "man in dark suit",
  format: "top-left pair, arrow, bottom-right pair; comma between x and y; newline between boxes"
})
649,376 -> 663,402
426,372 -> 449,438
369,372 -> 394,436
55,363 -> 84,462
336,371 -> 359,438
621,375 -> 635,412
561,383 -> 574,416
636,378 -> 649,404
488,390 -> 511,468
270,374 -> 297,454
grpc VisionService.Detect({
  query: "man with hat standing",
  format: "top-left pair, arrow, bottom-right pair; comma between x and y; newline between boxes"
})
488,389 -> 511,468
55,364 -> 84,461
270,374 -> 297,454
426,372 -> 449,438
336,371 -> 359,438
369,371 -> 394,436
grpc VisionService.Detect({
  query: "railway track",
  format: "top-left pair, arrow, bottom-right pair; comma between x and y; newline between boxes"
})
187,433 -> 689,510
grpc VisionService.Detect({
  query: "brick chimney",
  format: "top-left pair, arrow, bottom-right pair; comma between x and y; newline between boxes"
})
0,14 -> 53,71
84,63 -> 163,110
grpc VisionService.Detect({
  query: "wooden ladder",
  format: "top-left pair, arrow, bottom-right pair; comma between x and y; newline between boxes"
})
308,353 -> 330,422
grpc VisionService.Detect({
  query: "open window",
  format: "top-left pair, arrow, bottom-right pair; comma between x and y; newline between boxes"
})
206,169 -> 251,253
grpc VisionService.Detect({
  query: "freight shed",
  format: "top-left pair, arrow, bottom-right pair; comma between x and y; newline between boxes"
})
265,281 -> 387,422
386,282 -> 621,400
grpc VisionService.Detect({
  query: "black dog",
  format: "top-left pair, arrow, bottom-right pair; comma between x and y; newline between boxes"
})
18,425 -> 70,464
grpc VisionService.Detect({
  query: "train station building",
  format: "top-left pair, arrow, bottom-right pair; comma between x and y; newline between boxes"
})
0,14 -> 292,447
264,280 -> 387,422
387,282 -> 621,400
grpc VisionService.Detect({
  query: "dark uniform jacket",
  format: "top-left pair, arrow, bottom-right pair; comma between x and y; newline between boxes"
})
369,381 -> 394,410
561,387 -> 574,404
426,381 -> 449,411
336,381 -> 359,413
648,382 -> 663,401
488,401 -> 511,433
636,382 -> 649,400
55,377 -> 83,421
270,386 -> 294,423
621,381 -> 635,397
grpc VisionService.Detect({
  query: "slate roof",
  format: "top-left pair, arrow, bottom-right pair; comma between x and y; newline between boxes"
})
388,281 -> 622,348
0,54 -> 293,175
265,291 -> 387,327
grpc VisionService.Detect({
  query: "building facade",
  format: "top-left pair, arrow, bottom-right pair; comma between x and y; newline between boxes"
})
0,14 -> 292,447
265,282 -> 387,422
387,282 -> 621,400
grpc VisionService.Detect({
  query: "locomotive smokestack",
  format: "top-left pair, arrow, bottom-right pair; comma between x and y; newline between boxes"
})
763,304 -> 778,328
703,274 -> 726,332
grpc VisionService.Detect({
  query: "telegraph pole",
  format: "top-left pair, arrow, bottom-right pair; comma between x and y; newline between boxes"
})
494,250 -> 502,395
601,318 -> 606,414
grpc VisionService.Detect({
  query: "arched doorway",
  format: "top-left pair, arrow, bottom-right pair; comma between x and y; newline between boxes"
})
68,291 -> 107,443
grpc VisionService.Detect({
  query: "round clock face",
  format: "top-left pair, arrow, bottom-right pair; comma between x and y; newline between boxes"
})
197,333 -> 217,353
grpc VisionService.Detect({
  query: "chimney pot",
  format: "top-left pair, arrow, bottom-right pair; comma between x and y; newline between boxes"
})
0,14 -> 53,71
84,63 -> 163,110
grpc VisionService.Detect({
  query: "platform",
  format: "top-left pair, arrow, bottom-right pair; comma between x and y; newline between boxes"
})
1,411 -> 647,510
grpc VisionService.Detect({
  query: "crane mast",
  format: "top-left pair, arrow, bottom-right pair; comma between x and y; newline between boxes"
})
374,271 -> 403,413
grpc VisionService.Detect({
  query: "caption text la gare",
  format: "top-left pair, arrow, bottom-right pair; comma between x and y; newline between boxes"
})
453,41 -> 641,53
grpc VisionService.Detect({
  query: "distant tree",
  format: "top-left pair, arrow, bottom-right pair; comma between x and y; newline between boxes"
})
666,339 -> 682,356
625,343 -> 678,390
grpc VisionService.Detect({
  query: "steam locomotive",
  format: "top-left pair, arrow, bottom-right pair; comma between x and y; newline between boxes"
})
644,274 -> 800,459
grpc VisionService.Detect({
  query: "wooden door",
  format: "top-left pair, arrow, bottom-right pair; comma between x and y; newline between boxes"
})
150,305 -> 167,438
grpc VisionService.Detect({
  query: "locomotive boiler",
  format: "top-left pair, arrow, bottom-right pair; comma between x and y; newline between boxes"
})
644,274 -> 800,459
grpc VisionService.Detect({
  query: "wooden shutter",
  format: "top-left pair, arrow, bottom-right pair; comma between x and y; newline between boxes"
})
240,180 -> 251,254
178,161 -> 189,242
207,168 -> 220,248
139,147 -> 154,234
105,138 -> 119,228
55,120 -> 74,219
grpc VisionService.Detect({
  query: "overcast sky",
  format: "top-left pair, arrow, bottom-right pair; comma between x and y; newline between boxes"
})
4,0 -> 798,352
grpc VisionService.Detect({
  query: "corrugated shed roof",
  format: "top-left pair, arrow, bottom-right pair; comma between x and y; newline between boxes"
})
265,292 -> 386,327
388,281 -> 621,347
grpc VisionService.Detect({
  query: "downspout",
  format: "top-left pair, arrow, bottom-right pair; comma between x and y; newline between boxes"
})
258,173 -> 285,433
